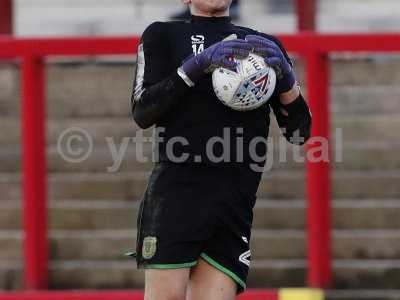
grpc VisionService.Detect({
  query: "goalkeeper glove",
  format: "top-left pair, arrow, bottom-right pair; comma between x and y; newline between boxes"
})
179,39 -> 253,85
245,35 -> 296,94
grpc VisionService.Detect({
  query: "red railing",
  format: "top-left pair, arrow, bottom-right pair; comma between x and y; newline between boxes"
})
0,290 -> 280,300
296,0 -> 316,31
1,33 -> 400,292
0,0 -> 12,35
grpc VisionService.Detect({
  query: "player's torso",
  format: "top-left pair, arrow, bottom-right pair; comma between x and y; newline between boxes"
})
156,19 -> 272,166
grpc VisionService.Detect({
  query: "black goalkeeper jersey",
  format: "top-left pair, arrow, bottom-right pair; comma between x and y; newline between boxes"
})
131,15 -> 311,170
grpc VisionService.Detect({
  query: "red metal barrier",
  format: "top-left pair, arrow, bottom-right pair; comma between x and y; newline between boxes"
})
296,0 -> 316,31
0,0 -> 13,34
305,53 -> 331,287
0,291 -> 145,300
1,33 -> 400,291
21,55 -> 48,289
0,290 -> 279,300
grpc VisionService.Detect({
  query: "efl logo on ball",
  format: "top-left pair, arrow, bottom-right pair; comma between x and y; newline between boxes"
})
212,53 -> 276,111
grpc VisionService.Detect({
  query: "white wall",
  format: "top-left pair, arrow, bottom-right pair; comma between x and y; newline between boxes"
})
14,0 -> 400,36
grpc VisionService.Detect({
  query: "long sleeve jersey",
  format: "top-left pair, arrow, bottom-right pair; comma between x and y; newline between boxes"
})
131,15 -> 312,170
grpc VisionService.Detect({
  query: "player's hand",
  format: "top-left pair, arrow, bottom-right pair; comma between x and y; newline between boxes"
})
180,39 -> 253,84
245,35 -> 295,94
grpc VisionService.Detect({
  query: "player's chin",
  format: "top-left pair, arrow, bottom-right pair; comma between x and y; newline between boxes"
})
204,0 -> 232,13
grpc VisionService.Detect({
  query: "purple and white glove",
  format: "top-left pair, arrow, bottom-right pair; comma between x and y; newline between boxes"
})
179,39 -> 253,85
245,35 -> 296,94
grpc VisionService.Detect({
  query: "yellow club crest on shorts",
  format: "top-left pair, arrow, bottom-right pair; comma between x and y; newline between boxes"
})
142,236 -> 157,259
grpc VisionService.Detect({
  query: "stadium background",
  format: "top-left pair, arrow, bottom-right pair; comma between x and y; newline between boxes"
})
1,0 -> 400,299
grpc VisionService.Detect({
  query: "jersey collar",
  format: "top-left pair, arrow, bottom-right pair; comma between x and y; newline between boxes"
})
190,15 -> 232,25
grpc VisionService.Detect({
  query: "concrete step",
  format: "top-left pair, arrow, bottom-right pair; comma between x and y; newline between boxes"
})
2,60 -> 400,117
3,229 -> 400,261
327,289 -> 400,300
0,117 -> 146,145
0,64 -> 20,120
0,261 -> 21,290
294,59 -> 400,87
1,199 -> 400,230
252,229 -> 400,260
2,140 -> 400,172
0,200 -> 136,230
332,114 -> 400,143
2,113 -> 400,146
0,231 -> 22,260
331,59 -> 400,87
2,258 -> 400,290
2,170 -> 400,200
249,259 -> 400,289
0,63 -> 133,118
253,199 -> 400,230
0,172 -> 149,201
0,260 -> 141,290
46,64 -> 134,119
331,87 -> 400,115
0,145 -> 153,173
3,83 -> 400,118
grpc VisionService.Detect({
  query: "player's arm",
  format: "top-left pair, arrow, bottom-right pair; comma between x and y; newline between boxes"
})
269,90 -> 312,145
246,34 -> 312,145
131,22 -> 191,129
132,73 -> 190,129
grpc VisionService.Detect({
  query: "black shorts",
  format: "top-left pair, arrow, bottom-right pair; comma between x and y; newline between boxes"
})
135,162 -> 260,293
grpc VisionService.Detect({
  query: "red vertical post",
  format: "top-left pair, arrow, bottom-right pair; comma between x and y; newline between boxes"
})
305,52 -> 332,287
21,55 -> 48,289
0,0 -> 13,34
296,0 -> 316,31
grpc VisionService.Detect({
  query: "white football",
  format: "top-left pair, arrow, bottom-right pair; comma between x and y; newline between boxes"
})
212,53 -> 276,111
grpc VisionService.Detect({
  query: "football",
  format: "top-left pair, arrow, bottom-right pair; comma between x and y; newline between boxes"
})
212,53 -> 276,111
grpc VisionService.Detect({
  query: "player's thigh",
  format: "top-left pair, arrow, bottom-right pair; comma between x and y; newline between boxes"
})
145,268 -> 190,300
187,258 -> 236,300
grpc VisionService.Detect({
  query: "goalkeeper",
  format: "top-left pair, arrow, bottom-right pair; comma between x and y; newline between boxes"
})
130,0 -> 312,299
